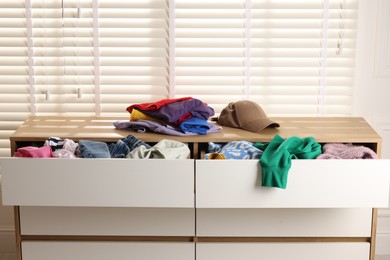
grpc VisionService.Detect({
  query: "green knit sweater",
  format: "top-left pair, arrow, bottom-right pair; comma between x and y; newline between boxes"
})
254,135 -> 322,189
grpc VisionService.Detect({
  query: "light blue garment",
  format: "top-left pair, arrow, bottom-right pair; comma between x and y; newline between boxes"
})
205,141 -> 263,160
78,140 -> 111,158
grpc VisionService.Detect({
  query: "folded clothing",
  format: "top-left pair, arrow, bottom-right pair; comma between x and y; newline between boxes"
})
126,97 -> 193,113
205,141 -> 263,160
127,97 -> 214,126
317,143 -> 377,159
113,119 -> 221,136
179,117 -> 210,135
130,109 -> 166,125
141,98 -> 214,124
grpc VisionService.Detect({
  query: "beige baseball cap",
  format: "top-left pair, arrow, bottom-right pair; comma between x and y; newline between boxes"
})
218,100 -> 279,133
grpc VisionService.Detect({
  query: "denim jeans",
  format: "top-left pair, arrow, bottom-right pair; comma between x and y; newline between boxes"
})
78,140 -> 111,158
109,134 -> 151,158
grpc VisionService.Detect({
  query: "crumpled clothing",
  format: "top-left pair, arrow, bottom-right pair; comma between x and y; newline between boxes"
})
127,139 -> 190,159
44,137 -> 65,151
109,134 -> 151,158
205,141 -> 263,160
53,149 -> 77,159
317,143 -> 377,159
44,137 -> 78,156
78,140 -> 111,158
207,152 -> 227,159
14,145 -> 54,158
62,139 -> 79,154
254,135 -> 322,189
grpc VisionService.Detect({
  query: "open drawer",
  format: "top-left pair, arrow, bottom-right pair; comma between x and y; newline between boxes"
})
0,158 -> 194,208
196,159 -> 390,208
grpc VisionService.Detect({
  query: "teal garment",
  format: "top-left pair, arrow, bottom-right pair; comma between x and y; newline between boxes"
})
254,135 -> 322,189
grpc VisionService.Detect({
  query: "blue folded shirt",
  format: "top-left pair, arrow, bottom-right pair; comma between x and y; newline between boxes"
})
179,117 -> 210,135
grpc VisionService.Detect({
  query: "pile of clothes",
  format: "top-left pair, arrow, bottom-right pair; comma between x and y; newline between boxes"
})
14,135 -> 190,159
204,137 -> 378,190
114,97 -> 221,136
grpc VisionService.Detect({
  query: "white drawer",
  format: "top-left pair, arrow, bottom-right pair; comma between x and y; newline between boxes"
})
197,242 -> 369,260
20,206 -> 195,236
196,159 -> 390,208
0,158 -> 194,207
22,241 -> 195,260
197,208 -> 372,237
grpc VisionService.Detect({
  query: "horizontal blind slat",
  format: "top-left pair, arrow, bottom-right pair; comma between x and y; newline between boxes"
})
98,0 -> 169,115
0,0 -> 359,156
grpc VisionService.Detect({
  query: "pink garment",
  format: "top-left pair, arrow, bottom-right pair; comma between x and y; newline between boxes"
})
14,146 -> 54,158
126,97 -> 193,113
317,143 -> 377,159
62,139 -> 79,154
53,149 -> 77,159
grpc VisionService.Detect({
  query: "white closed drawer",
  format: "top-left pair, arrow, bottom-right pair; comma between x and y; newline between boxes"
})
0,158 -> 194,208
20,207 -> 195,236
197,242 -> 369,260
22,241 -> 195,260
196,159 -> 390,208
197,208 -> 372,237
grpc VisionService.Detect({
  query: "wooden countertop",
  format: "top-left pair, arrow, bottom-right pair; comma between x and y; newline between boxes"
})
11,116 -> 380,144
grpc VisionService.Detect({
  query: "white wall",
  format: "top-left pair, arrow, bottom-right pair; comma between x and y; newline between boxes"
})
353,0 -> 390,255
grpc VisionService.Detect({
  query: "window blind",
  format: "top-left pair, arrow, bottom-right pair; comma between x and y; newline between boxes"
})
98,0 -> 170,116
249,0 -> 357,116
0,0 -> 358,156
0,0 -> 28,156
175,0 -> 248,113
30,0 -> 95,116
175,0 -> 358,115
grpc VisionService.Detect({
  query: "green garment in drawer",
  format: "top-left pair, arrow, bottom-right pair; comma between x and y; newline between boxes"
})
196,159 -> 390,208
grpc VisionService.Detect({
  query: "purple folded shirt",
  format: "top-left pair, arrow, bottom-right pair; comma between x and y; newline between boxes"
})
140,98 -> 214,124
114,120 -> 221,136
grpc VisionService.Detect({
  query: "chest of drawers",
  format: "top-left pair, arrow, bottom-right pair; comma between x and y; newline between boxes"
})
1,116 -> 389,260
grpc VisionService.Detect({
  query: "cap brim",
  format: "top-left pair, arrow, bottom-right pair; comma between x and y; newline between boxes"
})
242,118 -> 280,133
